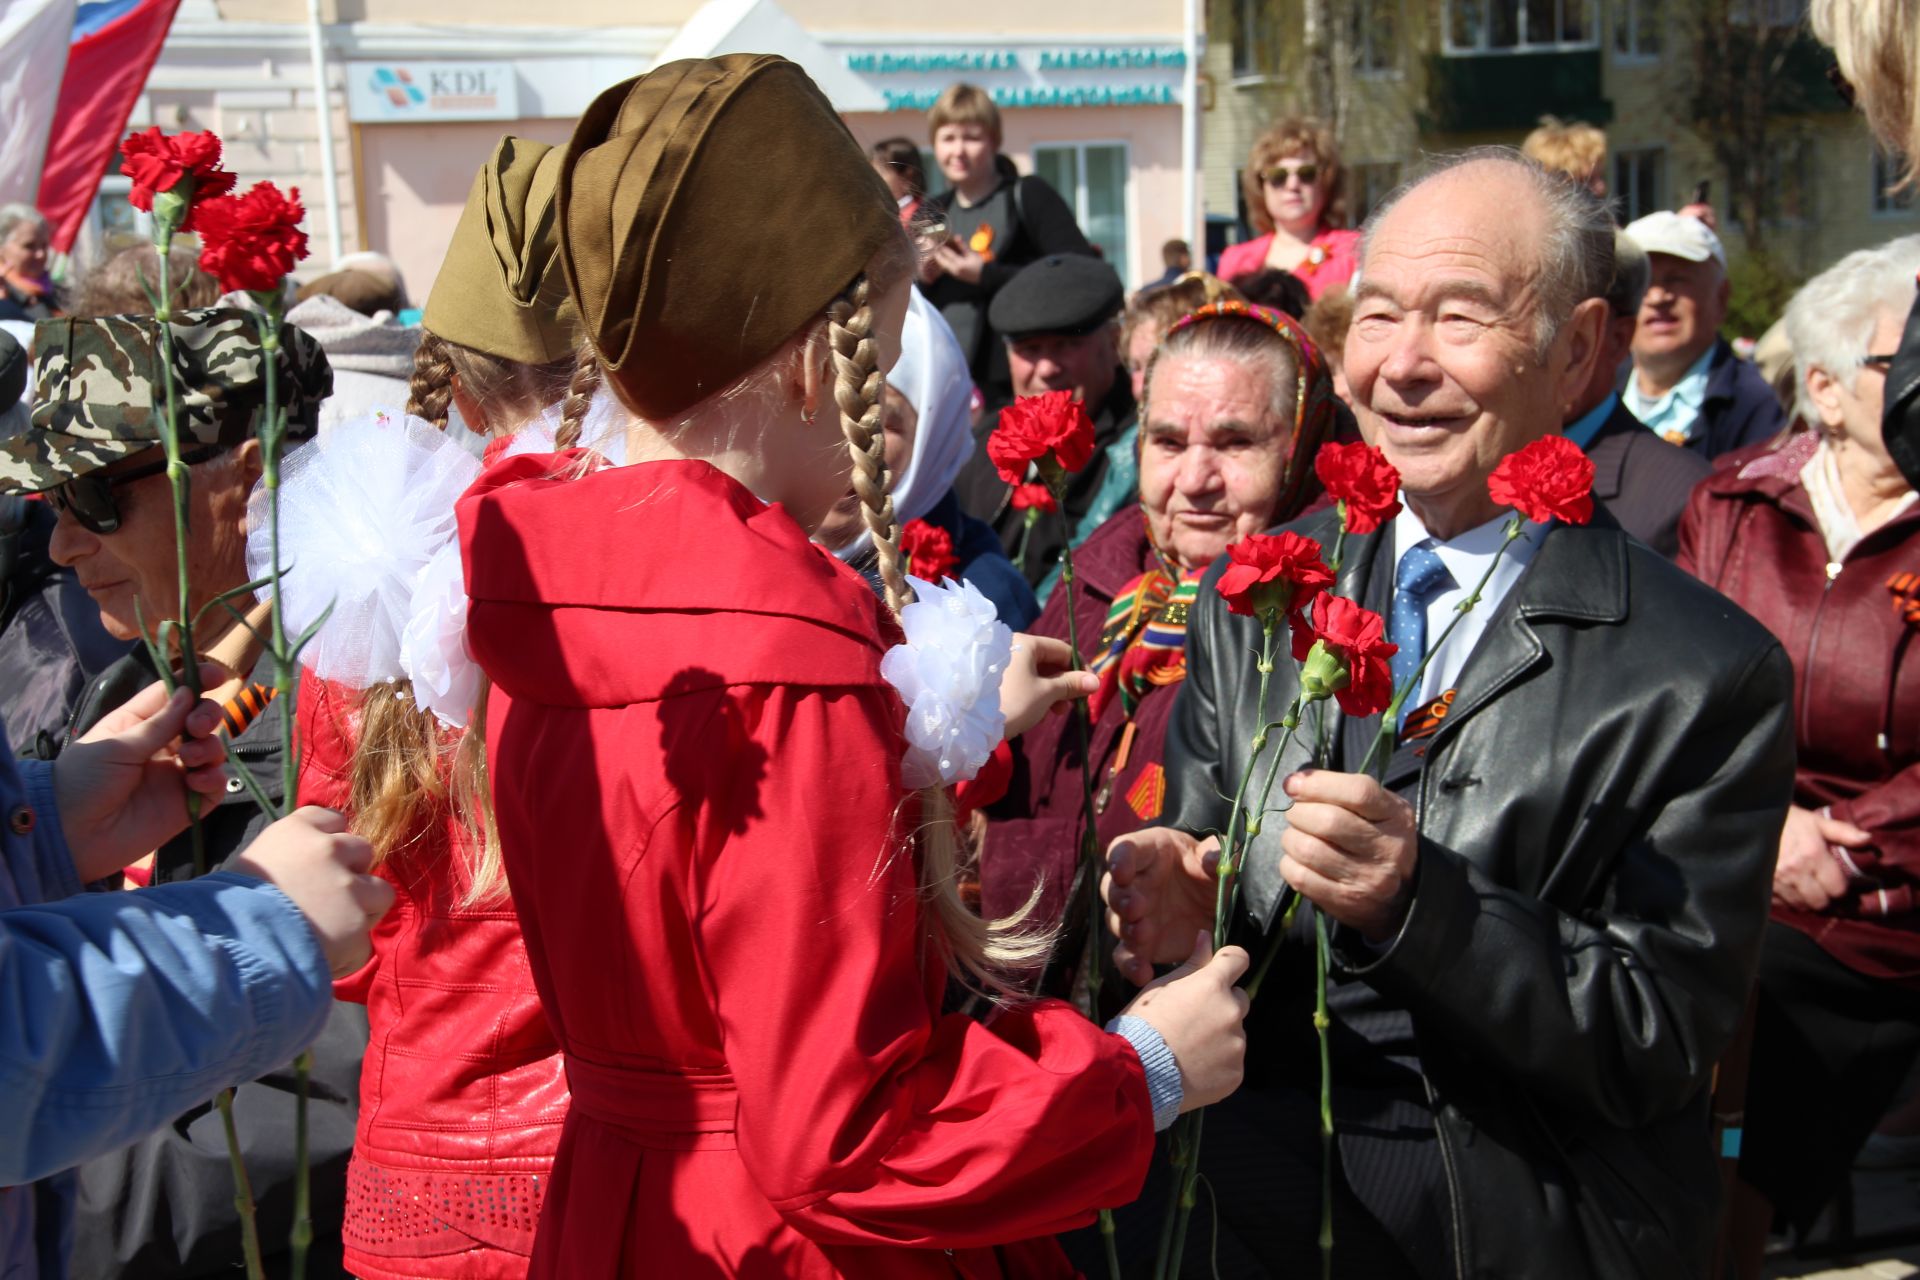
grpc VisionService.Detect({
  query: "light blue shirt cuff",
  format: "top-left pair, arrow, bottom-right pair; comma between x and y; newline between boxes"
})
1107,1013 -> 1182,1131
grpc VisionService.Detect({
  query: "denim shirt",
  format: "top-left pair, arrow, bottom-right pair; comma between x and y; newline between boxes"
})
0,755 -> 332,1277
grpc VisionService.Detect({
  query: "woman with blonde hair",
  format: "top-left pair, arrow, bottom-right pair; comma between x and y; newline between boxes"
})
1214,118 -> 1359,300
284,134 -> 600,1280
454,55 -> 1252,1277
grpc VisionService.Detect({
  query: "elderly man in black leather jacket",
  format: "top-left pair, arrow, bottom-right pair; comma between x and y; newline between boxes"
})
1101,150 -> 1795,1279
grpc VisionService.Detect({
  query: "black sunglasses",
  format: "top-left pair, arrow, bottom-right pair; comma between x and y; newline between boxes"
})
1861,352 -> 1899,370
1262,163 -> 1321,188
48,444 -> 224,534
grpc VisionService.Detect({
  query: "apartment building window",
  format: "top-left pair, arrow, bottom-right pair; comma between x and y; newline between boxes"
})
1231,0 -> 1276,77
1873,145 -> 1915,216
1612,148 -> 1664,223
1352,0 -> 1403,75
1612,0 -> 1661,59
1446,0 -> 1595,52
1034,142 -> 1132,287
1350,162 -> 1402,224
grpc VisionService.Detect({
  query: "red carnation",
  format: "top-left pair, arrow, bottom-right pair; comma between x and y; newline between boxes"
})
1215,531 -> 1334,623
1487,435 -> 1595,526
1314,441 -> 1403,536
1290,594 -> 1398,717
120,128 -> 236,230
900,518 -> 959,582
987,390 -> 1097,487
1010,482 -> 1057,513
195,183 -> 309,294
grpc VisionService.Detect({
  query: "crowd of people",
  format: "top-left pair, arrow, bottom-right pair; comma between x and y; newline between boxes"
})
0,4 -> 1915,1277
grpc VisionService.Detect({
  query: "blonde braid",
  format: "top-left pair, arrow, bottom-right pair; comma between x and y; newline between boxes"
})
825,272 -> 1052,998
406,332 -> 456,429
555,346 -> 601,451
826,276 -> 908,613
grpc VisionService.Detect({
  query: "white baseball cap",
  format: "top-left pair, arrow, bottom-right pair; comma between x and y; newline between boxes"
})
1624,210 -> 1727,270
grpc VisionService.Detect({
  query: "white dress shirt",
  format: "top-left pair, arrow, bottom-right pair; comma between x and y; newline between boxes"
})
1389,504 -> 1547,712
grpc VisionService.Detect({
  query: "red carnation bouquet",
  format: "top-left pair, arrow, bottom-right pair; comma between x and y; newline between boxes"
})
899,519 -> 959,583
118,128 -> 318,1280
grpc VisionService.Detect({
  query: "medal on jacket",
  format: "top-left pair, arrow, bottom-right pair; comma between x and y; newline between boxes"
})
970,223 -> 996,261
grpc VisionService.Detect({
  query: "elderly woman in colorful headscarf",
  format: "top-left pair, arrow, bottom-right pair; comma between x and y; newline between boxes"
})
817,289 -> 1038,629
978,301 -> 1337,984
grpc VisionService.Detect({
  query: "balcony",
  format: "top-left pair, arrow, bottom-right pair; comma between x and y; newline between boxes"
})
1419,49 -> 1613,136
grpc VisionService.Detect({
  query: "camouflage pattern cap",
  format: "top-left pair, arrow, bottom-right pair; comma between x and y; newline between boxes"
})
0,307 -> 333,495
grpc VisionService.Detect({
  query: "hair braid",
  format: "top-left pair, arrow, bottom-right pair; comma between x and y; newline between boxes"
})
555,346 -> 602,451
826,276 -> 908,612
406,331 -> 456,429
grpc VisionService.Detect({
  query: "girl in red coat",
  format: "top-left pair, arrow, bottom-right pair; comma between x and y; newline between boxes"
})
452,56 -> 1252,1277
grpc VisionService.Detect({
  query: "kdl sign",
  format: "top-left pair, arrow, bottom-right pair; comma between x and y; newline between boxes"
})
346,61 -> 523,123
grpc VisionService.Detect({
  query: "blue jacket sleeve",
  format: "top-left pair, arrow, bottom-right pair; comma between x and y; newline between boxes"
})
0,762 -> 332,1185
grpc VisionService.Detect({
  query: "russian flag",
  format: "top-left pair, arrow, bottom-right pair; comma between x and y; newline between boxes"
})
0,0 -> 182,253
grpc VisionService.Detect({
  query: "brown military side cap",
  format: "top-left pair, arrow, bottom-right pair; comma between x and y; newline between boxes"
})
558,54 -> 900,419
423,136 -> 577,365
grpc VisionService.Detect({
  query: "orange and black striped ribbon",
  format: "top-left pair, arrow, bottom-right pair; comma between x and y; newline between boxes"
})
219,682 -> 279,739
1889,572 -> 1920,625
1400,689 -> 1458,745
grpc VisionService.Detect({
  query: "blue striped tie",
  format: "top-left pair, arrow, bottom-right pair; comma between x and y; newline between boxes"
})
1388,544 -> 1453,725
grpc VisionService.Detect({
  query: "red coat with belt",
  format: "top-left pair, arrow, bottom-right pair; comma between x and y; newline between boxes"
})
300,677 -> 567,1278
1678,431 -> 1920,985
457,453 -> 1155,1278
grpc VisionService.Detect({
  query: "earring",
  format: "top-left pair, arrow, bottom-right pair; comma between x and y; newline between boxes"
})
800,402 -> 818,426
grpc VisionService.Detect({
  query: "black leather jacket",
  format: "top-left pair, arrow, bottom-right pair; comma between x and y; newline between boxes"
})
1165,507 -> 1796,1278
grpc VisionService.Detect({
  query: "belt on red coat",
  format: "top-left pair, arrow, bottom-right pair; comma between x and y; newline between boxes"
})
564,1055 -> 740,1152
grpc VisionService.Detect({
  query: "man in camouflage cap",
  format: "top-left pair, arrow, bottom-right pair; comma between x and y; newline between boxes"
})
3,307 -> 329,643
8,307 -> 363,1280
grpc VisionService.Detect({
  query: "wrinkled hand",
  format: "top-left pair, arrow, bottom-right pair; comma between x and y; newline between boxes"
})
56,669 -> 231,882
1000,634 -> 1098,738
1279,769 -> 1418,944
933,237 -> 987,285
1774,804 -> 1869,912
1104,826 -> 1220,986
1118,931 -> 1251,1112
231,807 -> 395,976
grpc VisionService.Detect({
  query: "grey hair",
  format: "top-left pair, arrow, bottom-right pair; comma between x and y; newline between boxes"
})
1357,146 -> 1615,358
0,203 -> 49,244
1141,312 -> 1303,427
1783,233 -> 1920,424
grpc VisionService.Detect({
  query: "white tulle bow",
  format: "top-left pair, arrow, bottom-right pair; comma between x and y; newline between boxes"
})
245,409 -> 484,729
879,575 -> 1012,788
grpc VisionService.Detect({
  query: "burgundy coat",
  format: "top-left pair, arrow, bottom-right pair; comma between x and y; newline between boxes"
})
1677,432 -> 1920,985
980,507 -> 1171,928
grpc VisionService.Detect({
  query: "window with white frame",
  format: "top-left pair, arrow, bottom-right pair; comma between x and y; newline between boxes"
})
1350,162 -> 1402,225
1231,0 -> 1275,77
1352,0 -> 1403,74
1446,0 -> 1595,52
1033,142 -> 1132,288
1612,0 -> 1661,58
1873,145 -> 1915,215
1612,148 -> 1664,223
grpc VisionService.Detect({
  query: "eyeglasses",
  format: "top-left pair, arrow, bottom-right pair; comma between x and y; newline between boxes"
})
1262,163 -> 1321,188
1860,352 -> 1899,370
47,445 -> 223,534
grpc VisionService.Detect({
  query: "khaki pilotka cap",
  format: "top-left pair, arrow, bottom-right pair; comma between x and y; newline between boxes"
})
558,54 -> 901,420
0,307 -> 333,494
422,136 -> 578,365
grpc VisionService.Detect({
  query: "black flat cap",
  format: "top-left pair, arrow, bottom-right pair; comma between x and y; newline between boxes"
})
989,253 -> 1125,340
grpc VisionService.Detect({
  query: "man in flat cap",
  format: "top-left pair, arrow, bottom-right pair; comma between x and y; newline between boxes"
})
0,307 -> 366,1279
954,253 -> 1137,590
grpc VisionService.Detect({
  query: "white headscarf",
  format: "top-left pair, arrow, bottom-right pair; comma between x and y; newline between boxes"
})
837,287 -> 975,561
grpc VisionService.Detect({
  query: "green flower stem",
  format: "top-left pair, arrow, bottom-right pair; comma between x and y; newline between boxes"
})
1326,513 -> 1350,577
1165,1108 -> 1204,1277
1314,910 -> 1334,1280
149,226 -> 209,877
1357,517 -> 1524,780
213,1087 -> 266,1278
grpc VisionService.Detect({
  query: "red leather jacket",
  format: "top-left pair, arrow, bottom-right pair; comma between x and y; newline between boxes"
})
1678,432 -> 1920,986
300,677 -> 568,1278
